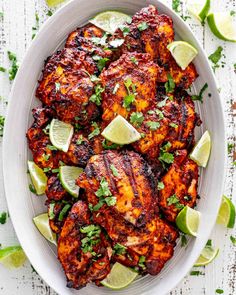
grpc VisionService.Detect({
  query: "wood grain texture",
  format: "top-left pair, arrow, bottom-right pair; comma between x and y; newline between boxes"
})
0,0 -> 235,294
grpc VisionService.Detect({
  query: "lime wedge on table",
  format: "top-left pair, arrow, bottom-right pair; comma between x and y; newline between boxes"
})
59,166 -> 83,197
28,161 -> 48,195
33,213 -> 57,245
176,206 -> 201,237
190,131 -> 211,168
207,13 -> 236,42
187,0 -> 210,23
101,262 -> 138,290
194,245 -> 219,266
102,115 -> 141,145
49,119 -> 74,153
167,41 -> 198,70
0,246 -> 27,269
89,11 -> 131,34
46,0 -> 65,7
217,195 -> 236,228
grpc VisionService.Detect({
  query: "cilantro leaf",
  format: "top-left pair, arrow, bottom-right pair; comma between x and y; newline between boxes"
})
113,243 -> 126,255
230,235 -> 236,245
0,212 -> 7,224
92,55 -> 109,71
89,84 -> 104,106
165,73 -> 175,93
167,194 -> 184,209
88,122 -> 100,140
191,83 -> 208,102
110,164 -> 119,177
147,121 -> 160,131
208,46 -> 223,65
130,112 -> 144,127
137,22 -> 149,31
157,182 -> 165,190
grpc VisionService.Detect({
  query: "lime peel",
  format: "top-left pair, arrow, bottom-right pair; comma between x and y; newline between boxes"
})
217,195 -> 236,228
187,0 -> 210,23
0,246 -> 27,269
194,246 -> 219,266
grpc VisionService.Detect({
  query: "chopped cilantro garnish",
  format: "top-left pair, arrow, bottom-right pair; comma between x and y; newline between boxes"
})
105,196 -> 117,206
109,39 -> 124,48
46,144 -> 58,151
95,178 -> 112,198
43,167 -> 51,173
230,10 -> 236,16
138,255 -> 146,269
172,0 -> 181,13
88,122 -> 100,140
0,212 -> 7,224
206,239 -> 212,247
110,164 -> 119,177
92,55 -> 109,71
208,46 -> 223,64
7,51 -> 19,81
0,116 -> 5,137
130,112 -> 144,127
48,203 -> 55,220
32,13 -> 40,39
180,233 -> 187,247
155,109 -> 164,119
46,10 -> 53,16
58,204 -> 71,221
0,67 -> 6,72
167,194 -> 184,209
230,235 -> 236,245
120,25 -> 130,36
76,135 -> 85,145
91,33 -> 108,46
158,142 -> 174,167
157,96 -> 169,108
227,143 -> 234,154
147,121 -> 160,131
102,139 -> 121,150
55,82 -> 60,92
215,289 -> 224,294
165,73 -> 175,93
191,83 -> 208,102
80,224 -> 101,255
113,83 -> 120,94
29,183 -> 36,194
169,122 -> 178,128
157,181 -> 165,190
42,153 -> 50,161
130,56 -> 138,65
113,243 -> 126,255
123,78 -> 136,109
0,12 -> 3,18
137,22 -> 149,31
190,270 -> 203,276
89,84 -> 104,106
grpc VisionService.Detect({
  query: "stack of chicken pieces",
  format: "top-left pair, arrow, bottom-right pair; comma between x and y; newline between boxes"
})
27,5 -> 201,289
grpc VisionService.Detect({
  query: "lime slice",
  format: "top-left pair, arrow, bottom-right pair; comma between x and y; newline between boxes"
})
176,206 -> 201,237
59,166 -> 83,197
0,246 -> 27,269
101,115 -> 141,145
217,195 -> 236,228
187,0 -> 210,23
190,130 -> 211,168
33,213 -> 57,245
194,245 -> 219,266
46,0 -> 65,7
167,41 -> 198,70
101,262 -> 138,290
49,119 -> 74,152
89,11 -> 131,34
28,161 -> 48,195
207,13 -> 236,42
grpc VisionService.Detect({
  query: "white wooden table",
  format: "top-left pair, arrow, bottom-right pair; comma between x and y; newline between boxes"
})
0,0 -> 235,294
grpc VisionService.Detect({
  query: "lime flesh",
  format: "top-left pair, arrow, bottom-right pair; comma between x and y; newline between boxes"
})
89,11 -> 131,34
176,206 -> 201,236
33,213 -> 57,245
28,161 -> 48,195
190,130 -> 211,168
101,262 -> 138,290
46,0 -> 65,7
167,41 -> 198,70
0,246 -> 27,269
217,195 -> 236,228
59,166 -> 83,197
49,119 -> 74,153
207,13 -> 236,42
187,0 -> 210,22
101,115 -> 141,145
195,246 -> 219,266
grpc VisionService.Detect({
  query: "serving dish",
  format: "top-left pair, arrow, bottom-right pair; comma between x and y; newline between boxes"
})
2,0 -> 226,294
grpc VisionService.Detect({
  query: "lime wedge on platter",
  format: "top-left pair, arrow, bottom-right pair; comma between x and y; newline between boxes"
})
59,166 -> 83,197
217,195 -> 236,228
0,246 -> 27,269
207,12 -> 236,42
190,130 -> 211,168
102,115 -> 141,145
89,11 -> 131,34
101,262 -> 138,290
33,213 -> 57,245
28,161 -> 48,195
187,0 -> 210,23
46,0 -> 65,7
167,41 -> 198,70
176,206 -> 201,237
194,244 -> 219,266
49,119 -> 74,153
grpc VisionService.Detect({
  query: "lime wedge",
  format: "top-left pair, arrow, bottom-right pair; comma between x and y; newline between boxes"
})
49,119 -> 74,152
176,206 -> 201,237
101,115 -> 141,145
28,161 -> 48,195
187,0 -> 210,23
89,11 -> 131,34
167,41 -> 198,70
0,246 -> 27,269
217,195 -> 236,228
190,130 -> 211,168
33,213 -> 57,245
207,13 -> 236,42
101,262 -> 138,290
46,0 -> 65,7
59,166 -> 83,197
194,245 -> 219,266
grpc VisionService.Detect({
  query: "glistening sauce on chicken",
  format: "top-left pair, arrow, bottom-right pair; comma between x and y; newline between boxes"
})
27,5 -> 201,290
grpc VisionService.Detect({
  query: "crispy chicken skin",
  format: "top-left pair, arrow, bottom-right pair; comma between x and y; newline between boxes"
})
111,5 -> 198,88
158,149 -> 198,222
58,201 -> 111,289
100,52 -> 162,122
77,150 -> 157,226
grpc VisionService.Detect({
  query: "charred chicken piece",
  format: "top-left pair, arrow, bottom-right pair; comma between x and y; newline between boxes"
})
158,149 -> 198,222
58,201 -> 111,289
77,150 -> 157,227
